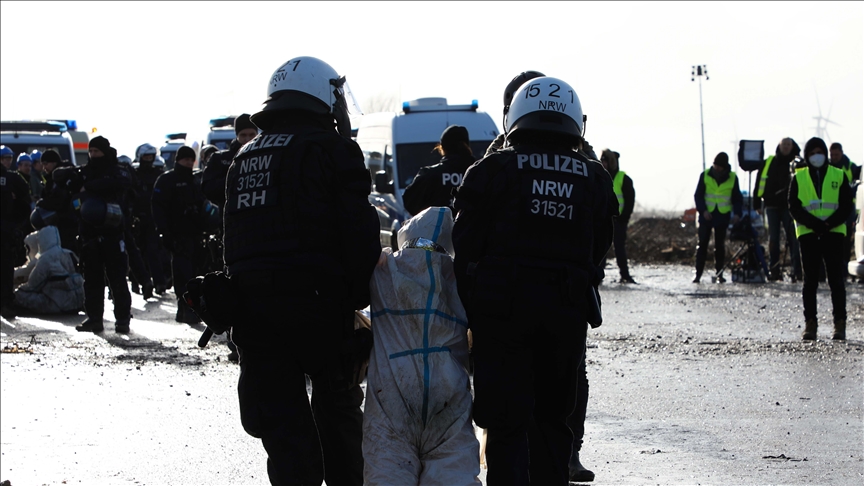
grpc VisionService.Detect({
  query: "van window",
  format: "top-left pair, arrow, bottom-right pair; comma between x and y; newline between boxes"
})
394,140 -> 491,187
0,143 -> 74,164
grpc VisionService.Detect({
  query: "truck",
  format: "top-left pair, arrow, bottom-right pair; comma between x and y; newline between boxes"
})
355,97 -> 499,248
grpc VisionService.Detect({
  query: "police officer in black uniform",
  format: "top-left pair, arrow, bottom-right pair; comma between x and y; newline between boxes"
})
73,136 -> 133,334
116,155 -> 155,299
1,149 -> 32,319
134,144 -> 168,295
152,145 -> 207,324
402,125 -> 477,216
202,113 -> 258,214
453,76 -> 615,485
223,56 -> 379,486
34,150 -> 80,256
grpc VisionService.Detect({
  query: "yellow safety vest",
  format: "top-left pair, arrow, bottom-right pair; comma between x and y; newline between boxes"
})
838,159 -> 859,212
612,170 -> 626,214
703,169 -> 736,214
794,166 -> 847,237
756,155 -> 774,198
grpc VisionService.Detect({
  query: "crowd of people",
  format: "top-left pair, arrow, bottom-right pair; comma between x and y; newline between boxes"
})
0,54 -> 859,485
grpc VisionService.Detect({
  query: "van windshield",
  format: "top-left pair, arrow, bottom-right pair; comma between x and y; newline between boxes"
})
395,141 -> 491,187
0,142 -> 74,165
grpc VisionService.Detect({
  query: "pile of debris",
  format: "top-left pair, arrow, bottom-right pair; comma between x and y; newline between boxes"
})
614,216 -> 697,264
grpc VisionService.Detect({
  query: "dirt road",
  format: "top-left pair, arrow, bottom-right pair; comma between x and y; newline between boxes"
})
2,263 -> 861,485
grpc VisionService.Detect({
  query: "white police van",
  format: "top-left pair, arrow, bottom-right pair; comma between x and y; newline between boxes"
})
355,98 -> 499,247
206,116 -> 237,151
1,120 -> 78,165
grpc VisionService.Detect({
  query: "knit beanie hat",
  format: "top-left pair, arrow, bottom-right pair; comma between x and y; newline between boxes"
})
234,114 -> 255,135
713,152 -> 730,168
41,150 -> 61,164
89,136 -> 111,154
176,146 -> 196,162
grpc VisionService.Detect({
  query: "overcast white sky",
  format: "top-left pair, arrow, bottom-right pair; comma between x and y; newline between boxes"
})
2,1 -> 861,212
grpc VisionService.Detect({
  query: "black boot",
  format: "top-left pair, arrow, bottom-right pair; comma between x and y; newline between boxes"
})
569,451 -> 595,483
115,320 -> 130,334
142,283 -> 154,300
76,318 -> 104,333
802,318 -> 817,341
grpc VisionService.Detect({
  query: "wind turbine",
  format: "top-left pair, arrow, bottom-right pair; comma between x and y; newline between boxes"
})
811,90 -> 840,143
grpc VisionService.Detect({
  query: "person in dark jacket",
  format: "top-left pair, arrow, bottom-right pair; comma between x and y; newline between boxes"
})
116,156 -> 154,299
72,136 -> 133,334
752,137 -> 802,281
152,145 -> 207,324
36,150 -> 79,255
201,113 -> 258,213
453,76 -> 615,486
133,144 -> 168,295
829,142 -> 861,272
601,149 -> 636,284
402,125 -> 477,216
1,155 -> 33,319
789,137 -> 853,341
693,152 -> 743,283
29,150 -> 46,202
224,56 -> 380,486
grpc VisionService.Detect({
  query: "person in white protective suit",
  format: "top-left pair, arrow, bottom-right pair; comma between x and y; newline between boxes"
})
14,225 -> 84,314
363,206 -> 481,486
13,231 -> 40,286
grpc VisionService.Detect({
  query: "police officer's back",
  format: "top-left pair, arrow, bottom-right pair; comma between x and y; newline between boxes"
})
452,77 -> 615,486
223,56 -> 379,486
402,125 -> 476,216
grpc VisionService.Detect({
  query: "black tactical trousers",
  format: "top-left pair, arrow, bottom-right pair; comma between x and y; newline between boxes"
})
124,224 -> 151,288
566,339 -> 589,454
612,220 -> 631,277
169,239 -> 196,304
137,222 -> 166,287
799,232 -> 847,322
695,213 -> 731,276
471,271 -> 587,486
233,274 -> 363,486
82,233 -> 131,322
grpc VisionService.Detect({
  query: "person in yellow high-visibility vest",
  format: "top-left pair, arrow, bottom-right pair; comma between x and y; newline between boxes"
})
789,137 -> 853,341
601,149 -> 636,284
692,152 -> 743,283
753,137 -> 802,281
829,142 -> 861,278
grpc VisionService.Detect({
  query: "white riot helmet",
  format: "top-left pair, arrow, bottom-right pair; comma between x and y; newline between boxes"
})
505,76 -> 584,145
250,56 -> 362,137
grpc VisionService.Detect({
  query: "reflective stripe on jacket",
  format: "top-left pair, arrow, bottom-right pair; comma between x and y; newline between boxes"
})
794,166 -> 847,237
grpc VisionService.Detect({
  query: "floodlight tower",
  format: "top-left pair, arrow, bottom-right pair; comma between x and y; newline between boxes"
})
691,65 -> 709,171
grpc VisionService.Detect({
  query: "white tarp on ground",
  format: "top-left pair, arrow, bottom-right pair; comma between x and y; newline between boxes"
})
363,207 -> 480,485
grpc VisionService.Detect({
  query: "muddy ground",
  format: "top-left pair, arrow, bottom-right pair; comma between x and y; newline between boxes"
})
1,263 -> 862,485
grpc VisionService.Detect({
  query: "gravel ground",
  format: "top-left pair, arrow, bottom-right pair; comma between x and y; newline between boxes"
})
1,263 -> 862,485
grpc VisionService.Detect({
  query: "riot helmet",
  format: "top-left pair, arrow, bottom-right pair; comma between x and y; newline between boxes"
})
30,150 -> 42,162
502,70 -> 545,127
30,207 -> 59,230
79,195 -> 123,228
136,143 -> 158,166
199,144 -> 219,168
250,56 -> 362,137
505,76 -> 584,146
118,155 -> 132,166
